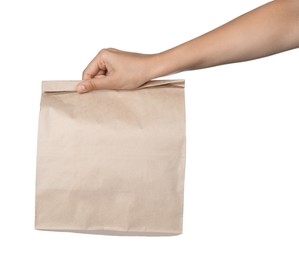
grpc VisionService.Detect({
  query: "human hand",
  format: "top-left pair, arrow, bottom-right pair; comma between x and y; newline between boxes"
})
76,48 -> 157,93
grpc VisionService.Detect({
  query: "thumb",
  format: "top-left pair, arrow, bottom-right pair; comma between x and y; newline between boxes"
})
76,77 -> 111,93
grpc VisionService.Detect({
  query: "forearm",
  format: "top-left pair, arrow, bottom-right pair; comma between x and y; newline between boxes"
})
150,0 -> 299,78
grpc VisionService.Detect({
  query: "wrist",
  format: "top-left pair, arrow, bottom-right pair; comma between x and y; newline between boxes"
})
146,51 -> 177,80
147,45 -> 196,80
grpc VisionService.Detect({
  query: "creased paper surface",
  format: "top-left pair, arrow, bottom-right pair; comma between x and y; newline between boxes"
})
35,80 -> 186,236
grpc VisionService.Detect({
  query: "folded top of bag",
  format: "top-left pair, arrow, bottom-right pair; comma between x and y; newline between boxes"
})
42,79 -> 185,93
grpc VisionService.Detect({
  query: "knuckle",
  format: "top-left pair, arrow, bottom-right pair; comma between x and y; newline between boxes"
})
98,49 -> 109,60
99,47 -> 118,57
99,48 -> 110,55
89,80 -> 97,90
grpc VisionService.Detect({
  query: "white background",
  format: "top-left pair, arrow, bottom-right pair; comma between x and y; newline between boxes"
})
0,0 -> 298,259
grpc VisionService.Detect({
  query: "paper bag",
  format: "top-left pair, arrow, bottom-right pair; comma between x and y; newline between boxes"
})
35,79 -> 186,236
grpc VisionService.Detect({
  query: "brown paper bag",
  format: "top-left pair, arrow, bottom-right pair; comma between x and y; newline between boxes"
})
35,79 -> 186,236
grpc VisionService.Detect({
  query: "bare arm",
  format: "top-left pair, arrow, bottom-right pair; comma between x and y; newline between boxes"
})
151,0 -> 299,77
77,0 -> 299,93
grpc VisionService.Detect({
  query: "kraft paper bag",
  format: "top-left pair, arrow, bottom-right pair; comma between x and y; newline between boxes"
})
35,79 -> 186,236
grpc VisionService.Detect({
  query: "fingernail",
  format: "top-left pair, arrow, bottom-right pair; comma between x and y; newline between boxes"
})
78,85 -> 86,92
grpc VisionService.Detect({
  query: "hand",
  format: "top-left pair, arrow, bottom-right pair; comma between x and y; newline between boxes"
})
76,48 -> 156,93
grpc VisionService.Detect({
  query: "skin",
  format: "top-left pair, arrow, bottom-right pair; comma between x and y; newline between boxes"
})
76,0 -> 299,93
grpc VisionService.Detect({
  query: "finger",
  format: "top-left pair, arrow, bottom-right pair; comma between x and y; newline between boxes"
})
76,76 -> 114,93
82,53 -> 107,80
